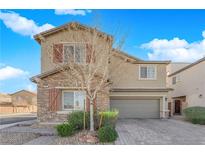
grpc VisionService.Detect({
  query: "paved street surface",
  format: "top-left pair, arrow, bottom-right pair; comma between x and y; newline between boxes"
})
115,119 -> 205,145
0,113 -> 37,125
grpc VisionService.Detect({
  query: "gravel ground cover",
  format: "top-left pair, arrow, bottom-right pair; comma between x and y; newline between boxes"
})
25,130 -> 113,145
0,124 -> 113,145
0,132 -> 40,145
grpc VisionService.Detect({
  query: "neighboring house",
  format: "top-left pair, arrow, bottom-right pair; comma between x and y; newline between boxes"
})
10,90 -> 37,113
167,57 -> 205,116
0,90 -> 37,114
0,93 -> 13,113
31,22 -> 171,123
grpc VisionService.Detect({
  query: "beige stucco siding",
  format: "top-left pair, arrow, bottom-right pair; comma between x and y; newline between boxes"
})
167,63 -> 190,75
110,56 -> 167,88
41,28 -> 112,73
168,60 -> 205,107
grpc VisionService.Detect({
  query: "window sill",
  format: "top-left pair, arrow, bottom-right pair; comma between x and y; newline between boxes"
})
56,111 -> 72,114
56,110 -> 84,114
139,78 -> 157,80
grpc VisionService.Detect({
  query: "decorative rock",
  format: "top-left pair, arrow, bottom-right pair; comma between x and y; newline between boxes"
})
79,133 -> 99,144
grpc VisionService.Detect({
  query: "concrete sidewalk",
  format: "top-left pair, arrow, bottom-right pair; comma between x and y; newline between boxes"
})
0,113 -> 37,117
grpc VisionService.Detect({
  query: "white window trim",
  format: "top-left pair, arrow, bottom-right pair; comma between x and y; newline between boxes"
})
62,90 -> 86,111
139,65 -> 157,80
62,43 -> 86,64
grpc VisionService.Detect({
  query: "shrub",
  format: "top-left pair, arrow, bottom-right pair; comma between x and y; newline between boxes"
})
68,111 -> 89,130
98,109 -> 119,128
183,106 -> 205,125
98,126 -> 118,142
56,123 -> 74,137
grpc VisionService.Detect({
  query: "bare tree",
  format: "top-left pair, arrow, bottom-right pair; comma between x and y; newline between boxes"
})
36,22 -> 128,131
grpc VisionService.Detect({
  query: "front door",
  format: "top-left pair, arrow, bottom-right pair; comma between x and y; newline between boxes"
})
174,100 -> 181,114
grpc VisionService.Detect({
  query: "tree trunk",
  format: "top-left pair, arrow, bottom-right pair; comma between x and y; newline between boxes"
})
90,99 -> 94,131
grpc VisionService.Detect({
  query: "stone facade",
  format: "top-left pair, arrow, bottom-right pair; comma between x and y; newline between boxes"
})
37,71 -> 110,123
37,87 -> 68,122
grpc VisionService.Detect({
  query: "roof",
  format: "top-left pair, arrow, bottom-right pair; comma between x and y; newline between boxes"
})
0,93 -> 12,104
168,57 -> 205,77
113,48 -> 170,64
10,90 -> 37,96
30,67 -> 63,83
34,22 -> 113,44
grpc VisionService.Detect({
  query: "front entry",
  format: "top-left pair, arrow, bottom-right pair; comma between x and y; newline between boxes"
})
174,100 -> 181,115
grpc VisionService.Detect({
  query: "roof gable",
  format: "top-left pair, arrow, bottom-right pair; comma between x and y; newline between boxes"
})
34,22 -> 113,44
10,90 -> 36,96
169,57 -> 205,77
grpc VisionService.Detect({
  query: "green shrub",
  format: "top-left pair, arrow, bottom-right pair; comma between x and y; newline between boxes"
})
56,123 -> 74,137
68,111 -> 89,130
98,126 -> 118,142
183,106 -> 205,125
98,109 -> 119,128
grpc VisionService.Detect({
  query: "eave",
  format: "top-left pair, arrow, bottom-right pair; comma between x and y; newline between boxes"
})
110,88 -> 173,92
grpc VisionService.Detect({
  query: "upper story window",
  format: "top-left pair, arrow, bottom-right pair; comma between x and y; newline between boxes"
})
63,43 -> 85,64
172,76 -> 180,85
139,65 -> 156,80
53,43 -> 86,64
53,43 -> 96,64
172,76 -> 176,84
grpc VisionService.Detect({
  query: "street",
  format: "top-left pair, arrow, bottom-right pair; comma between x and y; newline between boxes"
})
0,113 -> 37,125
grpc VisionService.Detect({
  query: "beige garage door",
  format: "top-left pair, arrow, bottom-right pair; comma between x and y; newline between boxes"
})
110,99 -> 160,119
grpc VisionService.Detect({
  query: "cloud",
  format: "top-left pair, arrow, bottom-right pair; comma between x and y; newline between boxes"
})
202,31 -> 205,38
0,66 -> 29,81
54,9 -> 92,16
141,33 -> 205,62
0,11 -> 55,37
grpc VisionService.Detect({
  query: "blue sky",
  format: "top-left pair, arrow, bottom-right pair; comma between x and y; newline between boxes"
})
0,9 -> 205,93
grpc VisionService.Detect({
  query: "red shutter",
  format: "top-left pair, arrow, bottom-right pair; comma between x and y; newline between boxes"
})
86,44 -> 95,64
53,44 -> 63,63
48,88 -> 61,112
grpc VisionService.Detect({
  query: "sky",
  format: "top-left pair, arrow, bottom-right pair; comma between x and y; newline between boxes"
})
0,9 -> 205,94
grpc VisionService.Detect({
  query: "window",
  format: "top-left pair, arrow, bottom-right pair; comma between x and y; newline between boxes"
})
63,43 -> 85,64
62,91 -> 86,110
139,65 -> 156,79
63,45 -> 74,63
172,76 -> 180,85
172,76 -> 176,84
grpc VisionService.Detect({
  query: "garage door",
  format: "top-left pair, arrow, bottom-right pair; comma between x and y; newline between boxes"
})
110,99 -> 160,119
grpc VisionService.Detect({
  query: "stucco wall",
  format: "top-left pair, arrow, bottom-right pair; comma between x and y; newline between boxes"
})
167,63 -> 190,75
110,56 -> 168,88
11,91 -> 37,106
40,27 -> 112,73
168,60 -> 205,107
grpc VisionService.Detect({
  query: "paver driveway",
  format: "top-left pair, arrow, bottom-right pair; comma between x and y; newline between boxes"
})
115,119 -> 205,145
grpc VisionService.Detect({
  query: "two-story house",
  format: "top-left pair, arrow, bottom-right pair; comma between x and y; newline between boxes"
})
31,22 -> 171,123
167,57 -> 205,116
